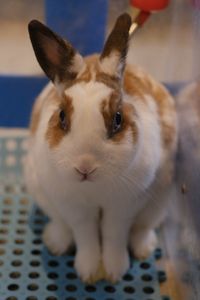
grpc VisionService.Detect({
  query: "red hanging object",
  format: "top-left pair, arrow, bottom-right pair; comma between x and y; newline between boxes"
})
191,0 -> 200,9
130,0 -> 170,12
129,0 -> 170,35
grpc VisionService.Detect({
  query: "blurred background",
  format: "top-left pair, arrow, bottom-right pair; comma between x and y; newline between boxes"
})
0,0 -> 199,82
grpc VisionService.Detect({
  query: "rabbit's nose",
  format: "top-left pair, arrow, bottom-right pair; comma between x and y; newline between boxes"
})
74,167 -> 97,181
74,154 -> 98,181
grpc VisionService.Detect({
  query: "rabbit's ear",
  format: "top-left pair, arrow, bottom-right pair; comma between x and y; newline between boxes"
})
28,20 -> 85,86
99,13 -> 131,79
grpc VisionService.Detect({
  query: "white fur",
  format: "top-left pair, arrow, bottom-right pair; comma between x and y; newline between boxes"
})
25,71 -> 174,282
99,52 -> 123,77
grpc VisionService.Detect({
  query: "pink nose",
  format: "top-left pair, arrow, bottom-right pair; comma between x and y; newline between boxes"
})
75,167 -> 97,181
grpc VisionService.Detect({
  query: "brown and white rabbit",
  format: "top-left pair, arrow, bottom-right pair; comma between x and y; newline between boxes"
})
25,14 -> 177,282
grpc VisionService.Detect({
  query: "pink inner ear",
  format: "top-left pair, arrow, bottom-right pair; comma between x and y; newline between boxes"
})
40,33 -> 61,66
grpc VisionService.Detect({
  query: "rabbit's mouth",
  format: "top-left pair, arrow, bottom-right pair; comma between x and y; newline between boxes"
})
74,167 -> 97,182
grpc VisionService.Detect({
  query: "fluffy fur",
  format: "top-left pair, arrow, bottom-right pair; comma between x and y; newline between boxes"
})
25,14 -> 177,282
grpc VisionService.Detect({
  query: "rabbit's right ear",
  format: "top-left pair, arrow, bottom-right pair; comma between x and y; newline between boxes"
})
28,20 -> 85,87
99,13 -> 131,79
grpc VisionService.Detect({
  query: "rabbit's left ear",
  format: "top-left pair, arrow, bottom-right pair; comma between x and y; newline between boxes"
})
28,20 -> 85,87
99,13 -> 131,79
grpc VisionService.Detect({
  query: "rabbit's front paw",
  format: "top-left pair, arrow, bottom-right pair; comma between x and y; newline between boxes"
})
43,221 -> 73,255
75,249 -> 100,283
131,229 -> 157,260
103,248 -> 130,283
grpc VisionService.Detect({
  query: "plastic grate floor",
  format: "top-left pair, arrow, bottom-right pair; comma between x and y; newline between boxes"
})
0,136 -> 169,300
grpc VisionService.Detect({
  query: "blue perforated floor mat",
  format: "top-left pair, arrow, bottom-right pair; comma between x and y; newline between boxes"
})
0,135 -> 168,300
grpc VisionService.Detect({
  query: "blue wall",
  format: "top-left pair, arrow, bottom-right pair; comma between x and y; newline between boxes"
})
0,0 -> 108,127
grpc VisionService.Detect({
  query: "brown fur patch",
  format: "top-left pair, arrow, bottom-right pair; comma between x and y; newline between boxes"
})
96,72 -> 119,90
124,66 -> 176,148
101,92 -> 138,143
45,95 -> 74,148
77,67 -> 92,83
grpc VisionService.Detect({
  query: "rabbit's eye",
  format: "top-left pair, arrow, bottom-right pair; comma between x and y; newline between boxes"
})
59,110 -> 67,130
112,111 -> 122,134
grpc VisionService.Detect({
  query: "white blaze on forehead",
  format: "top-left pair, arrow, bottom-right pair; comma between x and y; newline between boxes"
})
64,81 -> 113,108
64,81 -> 113,135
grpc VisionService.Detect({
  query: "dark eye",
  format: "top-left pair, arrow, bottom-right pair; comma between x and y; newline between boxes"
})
112,111 -> 122,134
59,110 -> 67,130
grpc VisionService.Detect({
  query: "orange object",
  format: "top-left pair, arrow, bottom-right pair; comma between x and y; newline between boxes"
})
130,0 -> 170,12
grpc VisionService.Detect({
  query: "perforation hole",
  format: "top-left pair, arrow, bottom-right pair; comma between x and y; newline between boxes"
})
32,238 -> 42,245
142,274 -> 153,282
26,297 -> 38,300
36,211 -> 43,217
33,229 -> 42,235
34,218 -> 44,225
65,298 -> 76,300
16,229 -> 26,235
8,284 -> 19,291
17,219 -> 27,225
124,286 -> 135,294
123,274 -> 134,281
65,284 -> 77,292
47,284 -> 58,291
46,297 -> 58,300
140,262 -> 151,270
19,209 -> 28,215
9,272 -> 21,279
4,184 -> 14,193
6,297 -> 18,300
15,239 -> 24,245
48,260 -> 59,267
29,272 -> 40,279
85,285 -> 96,292
104,286 -> 116,293
3,197 -> 13,205
0,260 -> 4,266
1,219 -> 10,225
3,209 -> 12,215
11,260 -> 22,267
20,198 -> 29,205
31,249 -> 41,255
0,228 -> 8,234
20,184 -> 27,193
66,272 -> 77,280
30,260 -> 40,267
13,249 -> 23,255
0,238 -> 7,244
66,260 -> 74,268
48,272 -> 59,279
0,248 -> 5,255
143,287 -> 154,294
27,283 -> 39,291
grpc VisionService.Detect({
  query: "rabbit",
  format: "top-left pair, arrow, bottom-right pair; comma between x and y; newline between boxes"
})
175,81 -> 200,259
25,13 -> 177,283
